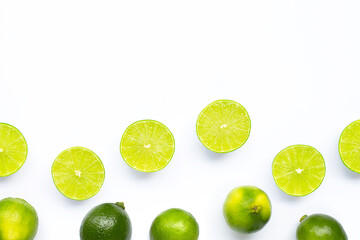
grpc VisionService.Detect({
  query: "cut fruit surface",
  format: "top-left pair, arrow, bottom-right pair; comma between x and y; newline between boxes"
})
196,99 -> 251,153
120,120 -> 175,172
0,123 -> 28,177
339,120 -> 360,173
51,147 -> 105,200
272,145 -> 325,196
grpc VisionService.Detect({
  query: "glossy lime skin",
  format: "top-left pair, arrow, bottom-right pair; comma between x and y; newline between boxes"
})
0,198 -> 38,240
223,186 -> 271,233
297,214 -> 347,240
80,203 -> 131,240
150,208 -> 199,240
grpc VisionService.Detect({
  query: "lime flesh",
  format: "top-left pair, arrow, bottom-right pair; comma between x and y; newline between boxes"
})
223,186 -> 271,233
0,197 -> 38,240
339,119 -> 360,173
51,147 -> 105,200
150,208 -> 199,240
196,99 -> 251,153
120,120 -> 175,172
272,145 -> 326,196
0,123 -> 28,177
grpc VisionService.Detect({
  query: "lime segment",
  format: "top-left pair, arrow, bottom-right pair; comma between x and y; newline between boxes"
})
272,145 -> 325,196
51,147 -> 105,200
339,120 -> 360,173
120,120 -> 175,172
0,123 -> 28,177
196,99 -> 251,153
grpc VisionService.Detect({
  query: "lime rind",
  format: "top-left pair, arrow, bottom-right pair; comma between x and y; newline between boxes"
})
196,99 -> 251,153
120,119 -> 175,173
51,146 -> 105,201
272,144 -> 326,197
0,123 -> 28,177
339,119 -> 360,173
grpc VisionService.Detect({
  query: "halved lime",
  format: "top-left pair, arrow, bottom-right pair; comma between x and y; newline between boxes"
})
51,147 -> 105,200
339,119 -> 360,173
272,145 -> 326,196
196,99 -> 251,153
120,120 -> 175,172
0,123 -> 28,177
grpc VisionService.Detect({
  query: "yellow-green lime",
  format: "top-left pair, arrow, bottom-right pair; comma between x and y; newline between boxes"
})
196,99 -> 251,153
120,120 -> 175,172
150,208 -> 199,240
339,119 -> 360,173
0,123 -> 28,177
51,146 -> 105,200
223,186 -> 271,233
0,197 -> 38,240
272,145 -> 326,196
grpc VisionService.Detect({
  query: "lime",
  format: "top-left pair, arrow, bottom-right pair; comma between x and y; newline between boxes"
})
0,197 -> 38,240
223,186 -> 271,233
339,119 -> 360,173
196,99 -> 251,153
296,214 -> 348,240
150,208 -> 199,240
120,120 -> 175,172
0,123 -> 28,177
272,145 -> 326,196
51,146 -> 105,200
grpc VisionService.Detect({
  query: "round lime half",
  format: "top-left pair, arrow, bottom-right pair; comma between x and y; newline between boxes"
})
51,147 -> 105,200
196,99 -> 251,153
120,120 -> 175,172
339,119 -> 360,173
0,123 -> 28,177
272,145 -> 326,196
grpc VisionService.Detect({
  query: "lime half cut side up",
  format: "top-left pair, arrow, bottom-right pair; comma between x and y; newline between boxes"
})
196,99 -> 251,153
272,145 -> 326,196
0,123 -> 28,177
120,120 -> 175,172
51,147 -> 105,200
339,120 -> 360,173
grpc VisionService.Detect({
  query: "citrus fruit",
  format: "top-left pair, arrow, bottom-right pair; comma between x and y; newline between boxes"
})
296,214 -> 348,240
223,186 -> 271,233
150,208 -> 199,240
120,120 -> 175,172
0,123 -> 28,177
272,144 -> 326,196
80,202 -> 131,240
0,197 -> 38,240
196,99 -> 251,153
339,119 -> 360,173
51,146 -> 105,200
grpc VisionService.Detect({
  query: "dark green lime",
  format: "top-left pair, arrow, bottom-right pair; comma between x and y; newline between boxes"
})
80,202 -> 131,240
296,214 -> 347,240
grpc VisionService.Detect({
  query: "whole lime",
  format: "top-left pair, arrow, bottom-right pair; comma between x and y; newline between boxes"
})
0,197 -> 39,240
150,208 -> 199,240
80,202 -> 131,240
223,185 -> 271,233
296,214 -> 347,240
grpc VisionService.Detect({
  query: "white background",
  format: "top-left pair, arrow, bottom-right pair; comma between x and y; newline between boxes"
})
1,1 -> 360,239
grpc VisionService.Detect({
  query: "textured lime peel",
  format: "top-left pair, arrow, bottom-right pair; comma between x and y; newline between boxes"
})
0,123 -> 28,177
52,147 -> 105,200
120,120 -> 175,172
272,145 -> 326,196
196,99 -> 251,153
339,120 -> 360,173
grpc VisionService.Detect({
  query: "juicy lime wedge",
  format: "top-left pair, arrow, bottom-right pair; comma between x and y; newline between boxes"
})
120,120 -> 175,172
339,119 -> 360,173
51,147 -> 105,200
272,145 -> 326,196
0,123 -> 28,177
196,99 -> 251,153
